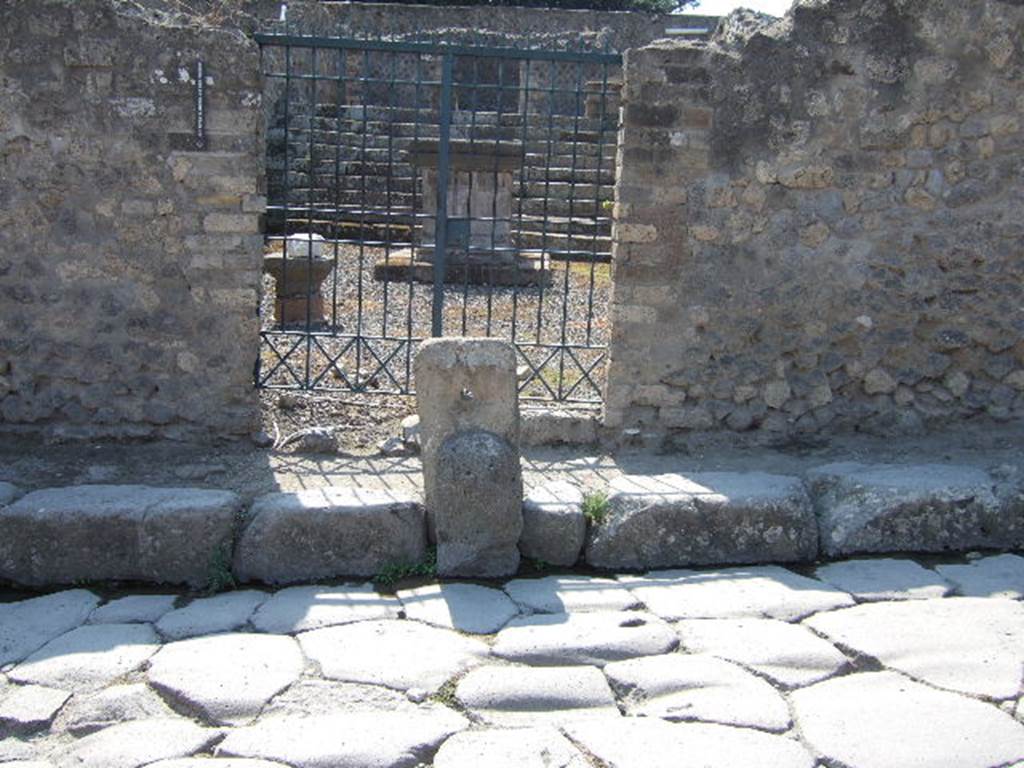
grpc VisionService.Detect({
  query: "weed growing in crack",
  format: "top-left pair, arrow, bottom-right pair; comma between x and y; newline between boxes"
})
582,489 -> 610,525
374,547 -> 438,589
205,540 -> 236,594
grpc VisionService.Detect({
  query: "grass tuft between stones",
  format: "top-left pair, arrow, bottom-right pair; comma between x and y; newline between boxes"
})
581,489 -> 610,525
373,547 -> 438,589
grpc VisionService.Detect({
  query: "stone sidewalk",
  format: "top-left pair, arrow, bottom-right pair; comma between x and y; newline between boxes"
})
1,555 -> 1023,768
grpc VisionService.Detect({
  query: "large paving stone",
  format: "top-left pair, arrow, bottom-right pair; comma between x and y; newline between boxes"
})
218,711 -> 468,768
299,620 -> 488,692
397,583 -> 518,634
54,683 -> 174,736
675,618 -> 848,688
935,553 -> 1024,598
621,565 -> 853,622
491,611 -> 677,666
147,633 -> 304,725
251,584 -> 399,634
0,739 -> 37,762
234,487 -> 427,584
792,671 -> 1024,768
433,727 -> 590,768
156,590 -> 267,640
503,575 -> 639,614
604,654 -> 790,731
520,481 -> 586,567
0,485 -> 241,587
564,719 -> 816,768
806,462 -> 1021,556
150,761 -> 291,767
89,595 -> 178,625
805,597 -> 1024,699
813,558 -> 952,601
262,679 -> 423,718
0,482 -> 21,506
455,665 -> 618,725
9,624 -> 158,692
0,590 -> 100,666
586,472 -> 818,570
52,718 -> 219,768
0,685 -> 70,735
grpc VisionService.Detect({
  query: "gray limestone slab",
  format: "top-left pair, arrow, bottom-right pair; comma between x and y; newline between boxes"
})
233,487 -> 427,584
621,565 -> 854,622
604,653 -> 791,731
0,737 -> 37,762
805,597 -> 1024,699
51,718 -> 220,768
792,671 -> 1024,768
935,553 -> 1024,598
0,685 -> 70,735
675,618 -> 848,688
262,679 -> 425,718
9,624 -> 158,692
503,575 -> 639,614
433,727 -> 590,768
155,590 -> 267,640
491,611 -> 677,667
150,761 -> 292,768
520,481 -> 586,567
397,583 -> 518,634
2,762 -> 54,768
806,462 -> 1020,556
586,472 -> 818,570
0,482 -> 21,506
564,719 -> 816,768
147,633 -> 304,725
251,584 -> 399,634
54,682 -> 174,736
813,558 -> 952,601
299,619 -> 488,692
0,590 -> 100,666
89,595 -> 178,624
455,665 -> 618,725
0,485 -> 241,588
218,711 -> 468,768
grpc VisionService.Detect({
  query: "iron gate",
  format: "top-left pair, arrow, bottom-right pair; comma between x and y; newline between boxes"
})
255,32 -> 621,403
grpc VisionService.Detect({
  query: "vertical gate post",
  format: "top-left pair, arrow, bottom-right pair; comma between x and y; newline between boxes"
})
431,52 -> 454,337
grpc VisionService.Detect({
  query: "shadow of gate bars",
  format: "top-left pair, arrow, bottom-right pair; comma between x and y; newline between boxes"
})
255,32 -> 621,405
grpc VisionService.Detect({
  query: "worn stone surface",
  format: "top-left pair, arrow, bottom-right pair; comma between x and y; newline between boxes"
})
564,719 -> 816,768
805,597 -> 1024,699
0,685 -> 71,735
587,473 -> 818,570
455,665 -> 617,725
397,583 -> 518,634
0,590 -> 100,666
150,761 -> 292,768
492,611 -> 677,666
621,565 -> 854,621
55,683 -> 174,736
156,590 -> 267,640
806,463 -> 1018,556
147,633 -> 304,725
0,739 -> 37,763
0,482 -> 21,507
299,620 -> 488,692
0,486 -> 240,587
89,595 -> 178,625
9,624 -> 158,692
51,718 -> 219,768
433,727 -> 590,768
251,584 -> 400,634
604,654 -> 790,731
234,487 -> 427,584
814,558 -> 952,601
675,617 -> 849,688
218,711 -> 468,768
503,575 -> 639,614
519,409 -> 599,448
262,679 -> 422,718
935,553 -> 1024,598
792,672 -> 1024,768
519,481 -> 586,567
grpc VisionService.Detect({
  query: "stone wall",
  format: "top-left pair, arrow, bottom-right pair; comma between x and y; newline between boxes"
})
0,0 -> 265,440
606,0 -> 1024,443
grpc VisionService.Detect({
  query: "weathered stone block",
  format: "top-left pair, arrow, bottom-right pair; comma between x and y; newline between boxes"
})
520,409 -> 598,447
806,462 -> 1022,557
233,487 -> 427,584
0,483 -> 21,507
585,472 -> 817,570
0,485 -> 240,587
520,481 -> 586,567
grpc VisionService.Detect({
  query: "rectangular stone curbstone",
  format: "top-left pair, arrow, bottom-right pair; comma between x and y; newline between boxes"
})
233,486 -> 427,585
0,485 -> 241,588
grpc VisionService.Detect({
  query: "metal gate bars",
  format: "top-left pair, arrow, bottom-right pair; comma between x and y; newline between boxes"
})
254,32 -> 621,404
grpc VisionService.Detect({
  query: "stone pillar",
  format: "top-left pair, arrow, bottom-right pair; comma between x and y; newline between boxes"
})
415,338 -> 522,577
